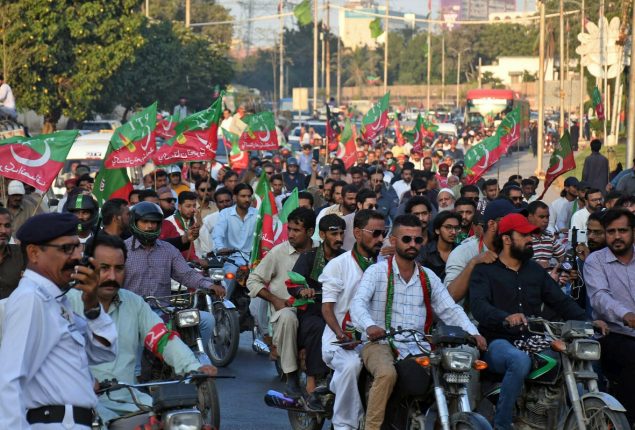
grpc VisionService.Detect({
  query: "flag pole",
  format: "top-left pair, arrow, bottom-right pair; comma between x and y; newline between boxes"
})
31,192 -> 46,217
312,0 -> 318,114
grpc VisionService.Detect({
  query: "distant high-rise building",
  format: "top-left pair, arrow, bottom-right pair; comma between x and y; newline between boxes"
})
441,0 -> 517,22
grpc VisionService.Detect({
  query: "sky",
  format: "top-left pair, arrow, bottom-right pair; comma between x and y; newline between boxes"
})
216,0 -> 536,48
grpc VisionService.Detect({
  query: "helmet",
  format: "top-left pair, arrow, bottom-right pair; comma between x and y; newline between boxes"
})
129,201 -> 164,246
166,165 -> 181,175
66,193 -> 98,233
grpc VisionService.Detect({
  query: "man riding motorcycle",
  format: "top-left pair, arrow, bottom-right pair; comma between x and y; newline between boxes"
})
122,202 -> 224,359
351,214 -> 486,430
67,232 -> 216,423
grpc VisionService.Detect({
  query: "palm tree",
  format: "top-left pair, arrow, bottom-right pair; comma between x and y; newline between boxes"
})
342,46 -> 379,99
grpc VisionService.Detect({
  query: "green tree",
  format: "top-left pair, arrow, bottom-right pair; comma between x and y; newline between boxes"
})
3,0 -> 145,130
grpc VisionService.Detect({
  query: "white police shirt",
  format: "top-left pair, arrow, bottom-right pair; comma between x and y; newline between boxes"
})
0,269 -> 118,429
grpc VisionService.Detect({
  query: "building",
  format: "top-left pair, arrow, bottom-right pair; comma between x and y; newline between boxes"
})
480,56 -> 555,85
440,0 -> 517,22
339,0 -> 429,49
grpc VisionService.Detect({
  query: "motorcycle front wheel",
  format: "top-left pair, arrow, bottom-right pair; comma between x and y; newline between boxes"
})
208,302 -> 240,367
197,379 -> 221,429
563,397 -> 630,430
450,412 -> 493,430
287,411 -> 325,430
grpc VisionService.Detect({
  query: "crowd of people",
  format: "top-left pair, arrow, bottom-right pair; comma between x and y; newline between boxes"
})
1,114 -> 635,430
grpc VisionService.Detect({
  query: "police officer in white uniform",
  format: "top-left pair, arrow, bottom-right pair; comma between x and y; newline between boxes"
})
0,212 -> 118,429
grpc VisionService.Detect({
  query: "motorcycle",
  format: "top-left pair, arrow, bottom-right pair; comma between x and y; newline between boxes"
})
141,294 -> 221,429
264,326 -> 492,430
97,373 -> 216,430
478,317 -> 629,430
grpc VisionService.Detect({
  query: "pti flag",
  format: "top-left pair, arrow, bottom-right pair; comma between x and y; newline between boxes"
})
273,188 -> 299,246
393,116 -> 406,146
336,119 -> 358,169
496,107 -> 521,151
592,86 -> 605,121
239,111 -> 279,151
0,130 -> 78,192
105,102 -> 157,168
361,92 -> 390,141
250,181 -> 276,269
94,147 -> 134,205
222,128 -> 248,171
153,97 -> 222,165
538,130 -> 576,200
156,113 -> 179,140
326,104 -> 341,151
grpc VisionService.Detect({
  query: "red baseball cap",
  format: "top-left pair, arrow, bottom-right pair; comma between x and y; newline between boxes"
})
498,213 -> 540,235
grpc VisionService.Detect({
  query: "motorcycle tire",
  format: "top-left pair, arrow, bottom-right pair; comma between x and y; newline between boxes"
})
287,410 -> 325,430
197,379 -> 221,429
208,302 -> 240,367
449,412 -> 493,430
562,397 -> 630,430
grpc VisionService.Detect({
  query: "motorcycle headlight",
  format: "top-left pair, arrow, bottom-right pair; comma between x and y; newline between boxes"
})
210,268 -> 225,282
568,339 -> 601,361
176,309 -> 200,328
442,350 -> 474,372
163,409 -> 201,430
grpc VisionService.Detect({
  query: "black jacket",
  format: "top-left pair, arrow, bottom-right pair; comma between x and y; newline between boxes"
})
469,259 -> 586,342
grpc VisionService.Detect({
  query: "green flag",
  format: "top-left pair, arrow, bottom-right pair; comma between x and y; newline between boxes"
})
369,17 -> 383,38
94,147 -> 134,205
279,188 -> 299,223
294,0 -> 312,26
592,86 -> 605,121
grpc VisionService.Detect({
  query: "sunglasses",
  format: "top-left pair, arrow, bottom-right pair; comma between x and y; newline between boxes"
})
413,190 -> 426,196
264,171 -> 274,175
40,242 -> 83,255
361,228 -> 389,238
511,197 -> 523,202
199,188 -> 210,192
398,235 -> 425,244
160,197 -> 177,203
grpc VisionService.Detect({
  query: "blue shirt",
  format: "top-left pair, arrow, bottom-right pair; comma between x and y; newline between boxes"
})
212,204 -> 258,256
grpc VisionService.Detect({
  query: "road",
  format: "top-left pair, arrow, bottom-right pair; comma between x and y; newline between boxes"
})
214,149 -> 562,429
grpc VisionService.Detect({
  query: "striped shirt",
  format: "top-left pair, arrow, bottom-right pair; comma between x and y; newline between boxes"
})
531,231 -> 565,264
351,258 -> 478,358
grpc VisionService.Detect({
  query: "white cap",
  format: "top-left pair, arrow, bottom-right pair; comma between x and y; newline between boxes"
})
166,165 -> 181,175
7,180 -> 25,196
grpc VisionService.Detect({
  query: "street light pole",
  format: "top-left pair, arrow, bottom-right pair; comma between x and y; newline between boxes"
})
279,0 -> 284,102
426,10 -> 432,111
537,0 -> 546,176
441,33 -> 445,106
627,0 -> 635,168
383,0 -> 389,93
579,0 -> 585,143
326,0 -> 331,101
185,0 -> 191,27
456,51 -> 461,108
559,0 -> 565,135
313,0 -> 318,114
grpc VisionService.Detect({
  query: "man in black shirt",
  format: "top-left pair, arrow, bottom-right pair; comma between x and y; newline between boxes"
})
470,213 -> 586,430
288,214 -> 346,397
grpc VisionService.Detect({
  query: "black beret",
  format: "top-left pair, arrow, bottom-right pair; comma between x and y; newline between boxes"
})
17,212 -> 80,245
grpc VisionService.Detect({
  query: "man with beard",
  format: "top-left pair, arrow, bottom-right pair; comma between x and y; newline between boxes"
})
66,233 -> 215,423
288,215 -> 346,403
157,186 -> 177,218
437,188 -> 456,212
320,210 -> 386,430
195,178 -> 217,219
188,161 -> 206,182
477,178 -> 499,215
584,208 -> 635,423
342,188 -> 377,250
247,208 -> 316,398
154,170 -> 168,190
417,211 -> 459,281
470,213 -> 588,430
570,187 -> 604,240
454,197 -> 477,243
0,207 -> 24,299
371,168 -> 399,223
6,180 -> 44,233
352,214 -> 485,430
391,162 -> 415,202
315,184 -> 358,238
572,211 -> 607,314
405,196 -> 434,246
102,198 -> 131,239
0,213 -> 117,428
160,191 -> 201,261
198,188 -> 234,256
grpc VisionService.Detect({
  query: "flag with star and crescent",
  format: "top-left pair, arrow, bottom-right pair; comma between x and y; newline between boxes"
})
539,130 -> 575,200
361,92 -> 390,141
239,111 -> 279,151
153,96 -> 222,165
0,130 -> 78,192
105,102 -> 157,168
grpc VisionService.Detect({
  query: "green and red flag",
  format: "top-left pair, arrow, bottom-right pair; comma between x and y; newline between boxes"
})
463,135 -> 501,185
336,119 -> 358,169
153,97 -> 222,165
94,147 -> 134,205
326,104 -> 341,151
254,171 -> 278,216
421,114 -> 438,134
592,86 -> 605,121
105,103 -> 157,168
274,188 -> 299,246
538,130 -> 576,200
361,92 -> 390,141
250,183 -> 276,269
0,130 -> 78,192
393,116 -> 406,146
221,127 -> 248,172
156,113 -> 179,140
404,114 -> 425,152
496,107 -> 521,152
239,111 -> 279,151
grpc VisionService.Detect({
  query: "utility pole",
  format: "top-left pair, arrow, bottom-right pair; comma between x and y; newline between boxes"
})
383,0 -> 389,93
321,31 -> 325,90
441,32 -> 445,106
478,57 -> 482,88
426,2 -> 432,111
145,0 -> 150,18
313,0 -> 319,114
337,38 -> 341,105
579,0 -> 585,143
537,0 -> 546,176
326,0 -> 331,101
558,0 -> 565,135
185,0 -> 191,27
456,51 -> 461,108
627,0 -> 635,168
279,0 -> 284,102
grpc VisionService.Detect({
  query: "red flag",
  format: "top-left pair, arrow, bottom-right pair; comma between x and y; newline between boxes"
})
336,119 -> 357,169
105,103 -> 157,168
393,116 -> 405,146
361,92 -> 390,141
156,114 -> 178,140
239,112 -> 279,151
539,131 -> 576,200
